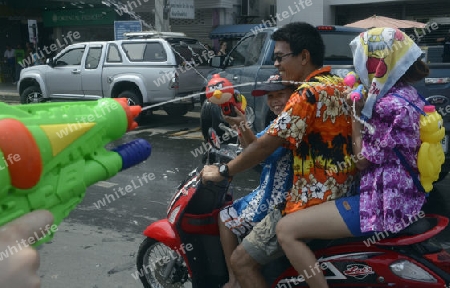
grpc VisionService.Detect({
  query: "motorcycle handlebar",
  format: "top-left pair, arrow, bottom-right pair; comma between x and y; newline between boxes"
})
218,123 -> 239,138
202,143 -> 242,165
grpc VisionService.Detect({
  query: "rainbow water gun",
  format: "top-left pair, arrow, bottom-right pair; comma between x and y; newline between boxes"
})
0,98 -> 151,246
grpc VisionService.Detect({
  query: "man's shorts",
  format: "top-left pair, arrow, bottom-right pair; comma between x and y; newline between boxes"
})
241,209 -> 285,265
219,205 -> 255,238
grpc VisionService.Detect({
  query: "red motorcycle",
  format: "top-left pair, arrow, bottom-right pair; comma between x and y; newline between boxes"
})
136,129 -> 450,288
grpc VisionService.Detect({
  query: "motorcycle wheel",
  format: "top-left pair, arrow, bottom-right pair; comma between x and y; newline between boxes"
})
136,238 -> 192,288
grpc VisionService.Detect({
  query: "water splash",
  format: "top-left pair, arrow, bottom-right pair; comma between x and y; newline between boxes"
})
140,81 -> 308,111
141,82 -> 261,111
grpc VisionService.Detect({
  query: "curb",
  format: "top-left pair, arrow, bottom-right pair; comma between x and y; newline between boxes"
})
0,93 -> 20,103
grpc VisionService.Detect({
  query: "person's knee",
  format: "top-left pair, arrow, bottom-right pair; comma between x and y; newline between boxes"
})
230,245 -> 258,273
276,217 -> 295,247
218,215 -> 224,226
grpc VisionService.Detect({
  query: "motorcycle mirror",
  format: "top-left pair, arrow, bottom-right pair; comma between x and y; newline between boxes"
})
208,127 -> 221,150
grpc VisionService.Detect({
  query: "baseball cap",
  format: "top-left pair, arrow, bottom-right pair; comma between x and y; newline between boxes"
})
252,74 -> 286,97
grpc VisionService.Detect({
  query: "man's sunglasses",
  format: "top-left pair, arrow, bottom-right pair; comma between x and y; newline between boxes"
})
272,52 -> 293,63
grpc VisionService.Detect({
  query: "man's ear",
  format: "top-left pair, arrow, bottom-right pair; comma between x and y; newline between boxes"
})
300,49 -> 311,65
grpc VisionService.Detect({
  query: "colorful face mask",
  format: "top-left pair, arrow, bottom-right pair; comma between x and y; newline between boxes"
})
349,27 -> 422,120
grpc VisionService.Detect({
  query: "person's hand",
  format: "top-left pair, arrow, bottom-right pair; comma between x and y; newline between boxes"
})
201,165 -> 225,184
345,89 -> 365,116
223,106 -> 246,129
0,210 -> 54,288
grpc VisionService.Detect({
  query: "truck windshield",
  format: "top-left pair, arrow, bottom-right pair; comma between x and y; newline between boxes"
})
322,32 -> 359,63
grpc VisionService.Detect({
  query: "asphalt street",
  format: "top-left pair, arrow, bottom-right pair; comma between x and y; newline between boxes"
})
36,109 -> 260,288
1,99 -> 449,288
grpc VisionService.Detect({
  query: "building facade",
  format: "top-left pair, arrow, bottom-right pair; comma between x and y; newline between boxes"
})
276,0 -> 450,32
3,0 -> 449,58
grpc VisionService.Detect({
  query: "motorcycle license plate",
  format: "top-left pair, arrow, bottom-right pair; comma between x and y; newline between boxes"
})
442,135 -> 449,154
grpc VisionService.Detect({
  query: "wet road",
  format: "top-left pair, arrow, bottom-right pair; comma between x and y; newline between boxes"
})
37,108 -> 450,288
37,109 -> 260,288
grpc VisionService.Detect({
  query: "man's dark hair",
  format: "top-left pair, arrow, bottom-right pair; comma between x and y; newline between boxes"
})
271,22 -> 325,67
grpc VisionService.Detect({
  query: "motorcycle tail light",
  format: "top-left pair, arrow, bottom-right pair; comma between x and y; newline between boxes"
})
390,260 -> 437,283
168,205 -> 181,224
424,250 -> 450,275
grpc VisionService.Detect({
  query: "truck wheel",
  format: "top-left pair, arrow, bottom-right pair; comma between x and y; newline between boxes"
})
21,86 -> 44,104
163,104 -> 189,117
118,90 -> 142,107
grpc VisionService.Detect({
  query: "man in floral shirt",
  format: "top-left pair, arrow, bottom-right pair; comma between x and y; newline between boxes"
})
202,22 -> 355,288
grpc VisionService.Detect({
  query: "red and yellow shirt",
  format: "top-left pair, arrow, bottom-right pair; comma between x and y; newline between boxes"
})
267,66 -> 356,215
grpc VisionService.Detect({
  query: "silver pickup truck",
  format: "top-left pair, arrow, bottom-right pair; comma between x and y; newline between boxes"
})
18,32 -> 213,116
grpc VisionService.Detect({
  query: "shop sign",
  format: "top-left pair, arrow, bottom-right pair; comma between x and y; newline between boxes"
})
43,8 -> 115,27
170,0 -> 195,19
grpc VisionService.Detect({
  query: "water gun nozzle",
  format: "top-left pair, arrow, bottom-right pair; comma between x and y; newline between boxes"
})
350,84 -> 364,102
114,98 -> 142,131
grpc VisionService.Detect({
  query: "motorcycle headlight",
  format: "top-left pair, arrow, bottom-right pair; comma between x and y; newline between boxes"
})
168,205 -> 181,224
390,260 -> 437,283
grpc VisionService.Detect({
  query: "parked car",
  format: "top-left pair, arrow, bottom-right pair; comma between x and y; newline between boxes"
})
18,31 -> 213,117
201,25 -> 450,181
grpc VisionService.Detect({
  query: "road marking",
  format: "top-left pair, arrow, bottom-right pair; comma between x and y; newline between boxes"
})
94,181 -> 117,188
170,127 -> 201,136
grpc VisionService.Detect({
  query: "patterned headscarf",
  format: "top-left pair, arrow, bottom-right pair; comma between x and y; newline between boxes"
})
349,28 -> 422,120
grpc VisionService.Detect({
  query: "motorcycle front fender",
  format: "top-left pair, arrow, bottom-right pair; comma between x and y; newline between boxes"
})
143,219 -> 180,250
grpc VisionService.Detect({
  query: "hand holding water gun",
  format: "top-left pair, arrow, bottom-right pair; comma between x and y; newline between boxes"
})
344,71 -> 365,102
206,74 -> 247,117
0,210 -> 53,288
0,98 -> 151,246
344,72 -> 375,134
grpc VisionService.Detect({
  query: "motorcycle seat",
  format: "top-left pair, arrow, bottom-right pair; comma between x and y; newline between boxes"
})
308,217 -> 435,250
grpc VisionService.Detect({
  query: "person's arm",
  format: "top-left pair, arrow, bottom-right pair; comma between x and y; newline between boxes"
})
202,134 -> 285,182
228,133 -> 284,176
437,37 -> 445,42
223,107 -> 257,148
238,123 -> 257,148
351,116 -> 370,170
347,92 -> 370,170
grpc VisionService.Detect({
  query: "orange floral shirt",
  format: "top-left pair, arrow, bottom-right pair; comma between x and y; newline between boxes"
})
267,67 -> 356,215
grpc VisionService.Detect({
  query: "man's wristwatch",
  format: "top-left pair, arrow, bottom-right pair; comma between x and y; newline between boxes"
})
218,164 -> 229,178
